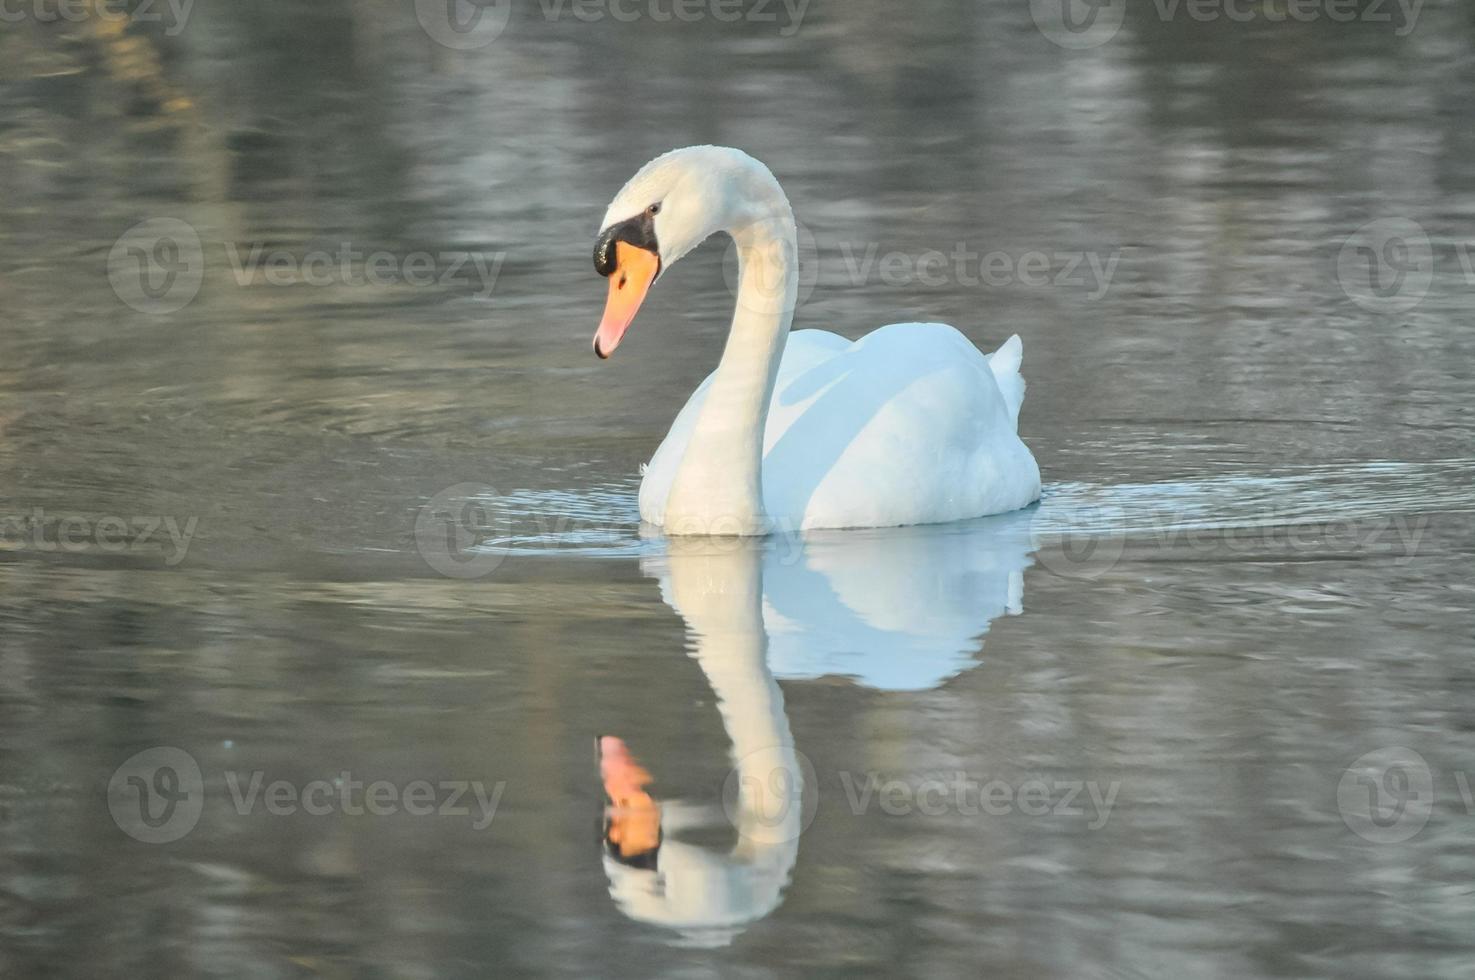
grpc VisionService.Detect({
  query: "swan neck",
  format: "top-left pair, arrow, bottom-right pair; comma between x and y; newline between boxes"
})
663,193 -> 797,535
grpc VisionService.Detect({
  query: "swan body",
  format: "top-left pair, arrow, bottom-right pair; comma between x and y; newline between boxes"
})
639,325 -> 1038,530
592,146 -> 1041,535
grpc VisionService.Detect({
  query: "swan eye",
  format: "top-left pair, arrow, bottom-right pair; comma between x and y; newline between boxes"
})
647,203 -> 661,216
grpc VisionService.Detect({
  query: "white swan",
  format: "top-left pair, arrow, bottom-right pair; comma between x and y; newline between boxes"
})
591,145 -> 1042,536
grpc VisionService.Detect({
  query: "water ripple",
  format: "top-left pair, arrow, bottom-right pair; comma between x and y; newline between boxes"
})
479,459 -> 1475,559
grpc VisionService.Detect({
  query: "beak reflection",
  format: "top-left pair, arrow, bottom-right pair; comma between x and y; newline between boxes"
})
598,735 -> 662,866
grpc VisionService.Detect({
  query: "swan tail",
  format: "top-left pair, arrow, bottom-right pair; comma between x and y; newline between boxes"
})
987,334 -> 1026,428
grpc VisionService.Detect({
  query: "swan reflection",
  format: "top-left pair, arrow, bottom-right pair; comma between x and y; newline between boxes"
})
599,512 -> 1036,943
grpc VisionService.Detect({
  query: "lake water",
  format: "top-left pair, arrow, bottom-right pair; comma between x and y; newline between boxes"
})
2,2 -> 1474,977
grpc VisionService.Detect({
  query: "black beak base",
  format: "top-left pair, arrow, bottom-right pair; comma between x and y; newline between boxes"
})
594,211 -> 661,278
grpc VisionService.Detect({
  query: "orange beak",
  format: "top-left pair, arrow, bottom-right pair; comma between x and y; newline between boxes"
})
593,242 -> 660,359
599,735 -> 662,860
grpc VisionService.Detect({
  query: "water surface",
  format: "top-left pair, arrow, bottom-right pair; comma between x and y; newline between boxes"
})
2,3 -> 1474,977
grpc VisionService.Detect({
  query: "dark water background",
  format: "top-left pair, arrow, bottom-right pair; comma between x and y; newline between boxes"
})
2,1 -> 1474,976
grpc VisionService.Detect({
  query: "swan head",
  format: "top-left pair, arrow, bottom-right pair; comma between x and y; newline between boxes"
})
591,145 -> 782,358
